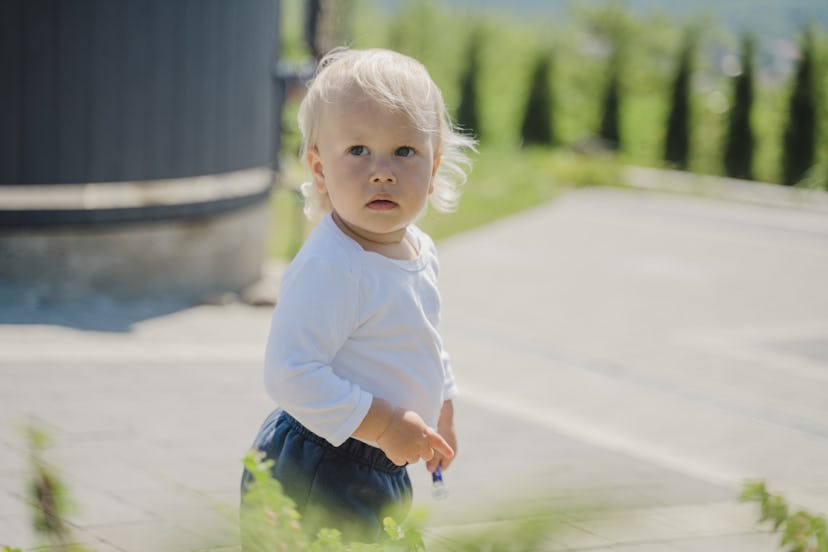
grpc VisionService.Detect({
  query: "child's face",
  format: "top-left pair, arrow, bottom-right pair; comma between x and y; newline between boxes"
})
307,88 -> 441,245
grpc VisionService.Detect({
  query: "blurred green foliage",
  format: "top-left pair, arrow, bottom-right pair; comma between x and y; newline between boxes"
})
781,27 -> 819,186
455,28 -> 484,139
3,425 -> 93,552
269,0 -> 828,258
241,450 -> 428,551
741,480 -> 828,552
521,52 -> 556,147
598,58 -> 621,151
663,30 -> 696,170
4,431 -> 574,551
723,34 -> 756,180
350,0 -> 826,182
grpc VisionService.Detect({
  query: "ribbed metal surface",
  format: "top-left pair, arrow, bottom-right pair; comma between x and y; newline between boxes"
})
0,0 -> 279,186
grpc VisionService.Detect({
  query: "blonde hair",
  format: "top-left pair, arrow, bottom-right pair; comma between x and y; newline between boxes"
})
297,48 -> 476,220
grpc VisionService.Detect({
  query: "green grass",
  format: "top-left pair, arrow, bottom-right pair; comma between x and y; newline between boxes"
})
420,146 -> 621,241
266,186 -> 306,260
266,145 -> 621,259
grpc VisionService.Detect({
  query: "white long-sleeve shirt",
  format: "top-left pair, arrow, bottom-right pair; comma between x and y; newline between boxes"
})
264,213 -> 458,446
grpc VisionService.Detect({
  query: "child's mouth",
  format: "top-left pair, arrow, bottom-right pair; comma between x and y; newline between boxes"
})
367,199 -> 398,210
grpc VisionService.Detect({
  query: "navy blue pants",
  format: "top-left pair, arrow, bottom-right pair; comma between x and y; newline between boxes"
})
241,409 -> 412,542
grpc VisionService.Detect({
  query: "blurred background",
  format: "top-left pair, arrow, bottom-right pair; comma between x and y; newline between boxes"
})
2,0 -> 826,298
269,0 -> 828,258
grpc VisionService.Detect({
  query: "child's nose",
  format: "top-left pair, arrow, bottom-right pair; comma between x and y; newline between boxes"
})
371,161 -> 396,183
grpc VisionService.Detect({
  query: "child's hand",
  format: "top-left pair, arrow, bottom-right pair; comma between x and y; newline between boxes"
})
377,408 -> 454,467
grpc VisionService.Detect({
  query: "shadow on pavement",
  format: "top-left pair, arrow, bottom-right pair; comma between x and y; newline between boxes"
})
0,295 -> 196,332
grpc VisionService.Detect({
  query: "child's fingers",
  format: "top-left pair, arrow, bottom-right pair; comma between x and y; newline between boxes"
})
426,430 -> 454,461
426,455 -> 440,473
421,447 -> 435,462
427,452 -> 454,473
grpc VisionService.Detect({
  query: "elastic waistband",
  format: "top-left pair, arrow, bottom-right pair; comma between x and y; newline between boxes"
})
282,412 -> 404,474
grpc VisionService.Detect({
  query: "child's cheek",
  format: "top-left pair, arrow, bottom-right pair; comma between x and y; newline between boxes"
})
344,164 -> 366,184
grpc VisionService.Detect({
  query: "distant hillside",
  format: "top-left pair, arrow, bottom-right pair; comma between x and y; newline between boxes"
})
379,0 -> 826,42
376,0 -> 826,81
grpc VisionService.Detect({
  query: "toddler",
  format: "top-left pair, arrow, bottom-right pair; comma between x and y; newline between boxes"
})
242,47 -> 476,542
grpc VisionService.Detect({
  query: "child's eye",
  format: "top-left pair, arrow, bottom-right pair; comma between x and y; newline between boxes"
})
348,145 -> 369,156
395,146 -> 415,158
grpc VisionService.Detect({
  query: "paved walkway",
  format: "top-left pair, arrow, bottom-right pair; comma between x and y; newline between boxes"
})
2,181 -> 828,551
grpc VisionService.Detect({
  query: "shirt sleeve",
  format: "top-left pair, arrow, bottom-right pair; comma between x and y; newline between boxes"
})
263,256 -> 373,446
441,349 -> 459,400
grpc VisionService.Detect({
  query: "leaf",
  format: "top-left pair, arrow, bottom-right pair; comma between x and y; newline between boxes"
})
240,451 -> 310,552
764,495 -> 790,530
743,481 -> 828,552
740,480 -> 768,503
309,528 -> 344,552
383,517 -> 403,541
781,511 -> 810,547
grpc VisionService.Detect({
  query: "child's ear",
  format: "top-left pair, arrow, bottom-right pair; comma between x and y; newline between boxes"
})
429,153 -> 442,195
306,147 -> 327,193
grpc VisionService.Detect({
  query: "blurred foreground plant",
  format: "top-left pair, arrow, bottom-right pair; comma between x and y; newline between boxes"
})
26,427 -> 71,546
4,425 -> 93,552
741,480 -> 827,552
7,425 -> 574,551
241,449 -> 572,551
241,450 -> 426,551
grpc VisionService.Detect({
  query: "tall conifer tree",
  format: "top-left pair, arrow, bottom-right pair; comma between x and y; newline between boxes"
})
663,33 -> 694,170
599,58 -> 622,151
781,28 -> 817,186
723,34 -> 755,180
457,30 -> 483,139
520,53 -> 555,146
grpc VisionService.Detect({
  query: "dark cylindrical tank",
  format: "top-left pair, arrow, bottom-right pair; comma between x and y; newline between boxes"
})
0,0 -> 280,305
